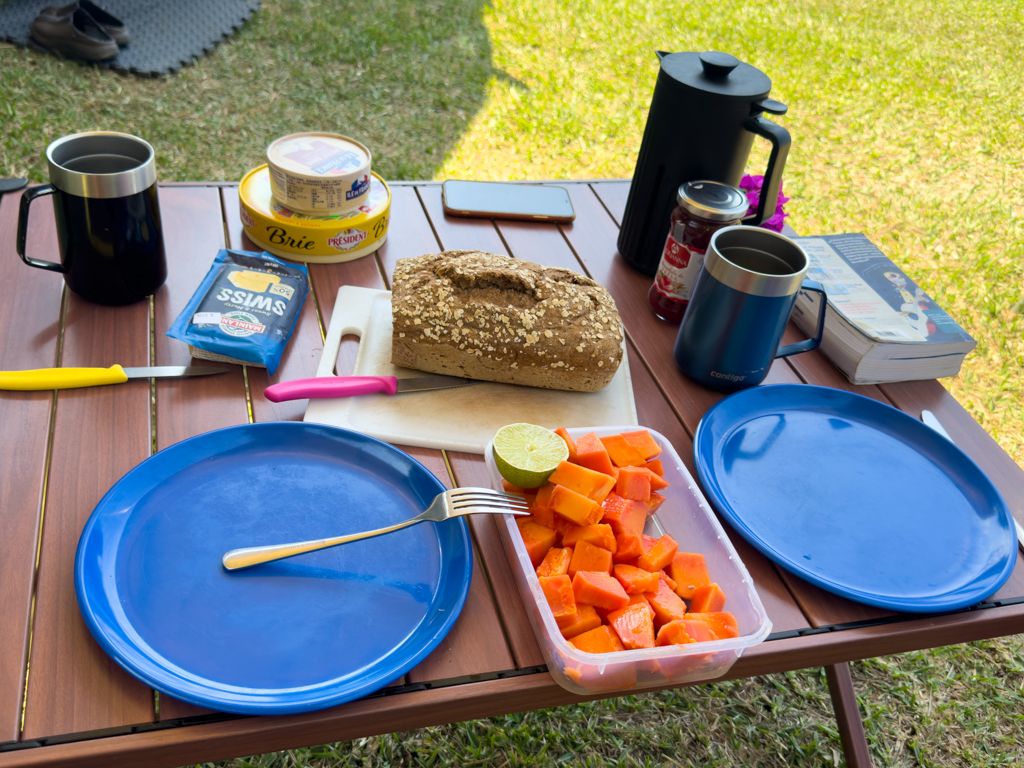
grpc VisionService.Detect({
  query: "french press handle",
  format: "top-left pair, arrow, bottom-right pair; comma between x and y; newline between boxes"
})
742,101 -> 791,227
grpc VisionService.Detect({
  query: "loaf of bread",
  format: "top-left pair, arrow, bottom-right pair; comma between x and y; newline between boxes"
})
391,251 -> 624,392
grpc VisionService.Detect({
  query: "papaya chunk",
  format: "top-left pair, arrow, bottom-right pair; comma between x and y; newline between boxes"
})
572,523 -> 617,553
637,534 -> 679,573
621,429 -> 662,460
518,521 -> 557,567
560,604 -> 602,639
554,427 -> 578,462
647,575 -> 689,628
640,467 -> 670,491
646,492 -> 666,515
669,552 -> 712,600
656,618 -> 717,646
572,570 -> 630,611
536,546 -> 573,577
612,533 -> 644,563
616,467 -> 651,501
568,539 -> 613,577
574,432 -> 617,476
686,611 -> 739,639
599,434 -> 646,467
502,479 -> 537,496
539,575 -> 577,625
613,564 -> 660,594
548,461 -> 615,502
568,624 -> 625,654
601,494 -> 647,536
643,458 -> 665,476
549,484 -> 603,526
606,602 -> 656,650
689,583 -> 727,613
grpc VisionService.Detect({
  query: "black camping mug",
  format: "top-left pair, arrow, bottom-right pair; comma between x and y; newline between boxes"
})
16,132 -> 167,306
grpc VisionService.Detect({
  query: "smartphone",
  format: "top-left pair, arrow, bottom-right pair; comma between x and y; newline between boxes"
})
442,180 -> 576,223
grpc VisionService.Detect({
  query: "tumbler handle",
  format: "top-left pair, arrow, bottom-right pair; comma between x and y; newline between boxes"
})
17,185 -> 65,273
776,279 -> 826,358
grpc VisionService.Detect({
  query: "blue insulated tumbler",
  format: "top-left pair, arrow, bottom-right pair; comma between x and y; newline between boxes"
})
673,226 -> 826,392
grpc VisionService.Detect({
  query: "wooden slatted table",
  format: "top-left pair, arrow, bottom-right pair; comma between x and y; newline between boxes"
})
2,180 -> 1022,768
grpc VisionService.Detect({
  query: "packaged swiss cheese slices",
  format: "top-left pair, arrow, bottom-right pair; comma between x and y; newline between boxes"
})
167,249 -> 308,374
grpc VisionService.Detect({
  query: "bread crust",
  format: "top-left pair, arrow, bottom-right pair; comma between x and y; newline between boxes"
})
391,251 -> 624,392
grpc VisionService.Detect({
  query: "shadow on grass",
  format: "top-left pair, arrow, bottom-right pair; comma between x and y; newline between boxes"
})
0,0 -> 497,181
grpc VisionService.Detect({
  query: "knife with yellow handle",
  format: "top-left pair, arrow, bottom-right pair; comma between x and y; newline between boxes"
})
0,365 -> 228,391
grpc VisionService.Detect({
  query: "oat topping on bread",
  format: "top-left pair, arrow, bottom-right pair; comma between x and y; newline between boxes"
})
391,250 -> 623,392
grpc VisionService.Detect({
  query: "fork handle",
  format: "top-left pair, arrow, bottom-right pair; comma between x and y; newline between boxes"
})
222,515 -> 426,571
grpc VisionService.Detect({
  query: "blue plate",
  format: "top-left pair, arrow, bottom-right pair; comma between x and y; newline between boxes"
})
75,422 -> 473,714
694,385 -> 1015,613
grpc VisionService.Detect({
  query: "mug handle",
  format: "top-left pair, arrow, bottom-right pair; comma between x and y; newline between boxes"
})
776,279 -> 826,358
17,185 -> 66,273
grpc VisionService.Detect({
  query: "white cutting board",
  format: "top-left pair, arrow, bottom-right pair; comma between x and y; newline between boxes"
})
303,286 -> 638,454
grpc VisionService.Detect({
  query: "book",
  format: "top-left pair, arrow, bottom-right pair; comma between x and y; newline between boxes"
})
790,233 -> 976,384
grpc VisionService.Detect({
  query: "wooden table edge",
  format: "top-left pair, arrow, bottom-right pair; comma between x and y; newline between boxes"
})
4,601 -> 1023,768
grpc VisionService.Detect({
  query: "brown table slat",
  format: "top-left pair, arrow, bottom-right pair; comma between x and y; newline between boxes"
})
221,188 -> 327,425
147,187 -> 249,721
375,186 -> 443,281
588,180 -> 630,226
22,297 -> 154,738
0,193 -> 66,742
416,186 -> 510,256
402,449 -> 516,683
10,598 -> 1024,768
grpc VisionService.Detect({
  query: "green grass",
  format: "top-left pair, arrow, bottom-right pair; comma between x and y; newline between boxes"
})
3,0 -> 1024,764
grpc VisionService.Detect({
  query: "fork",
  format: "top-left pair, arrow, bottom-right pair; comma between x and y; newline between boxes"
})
222,487 -> 531,571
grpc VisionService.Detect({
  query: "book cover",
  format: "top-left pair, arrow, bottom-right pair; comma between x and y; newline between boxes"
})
796,234 -> 974,345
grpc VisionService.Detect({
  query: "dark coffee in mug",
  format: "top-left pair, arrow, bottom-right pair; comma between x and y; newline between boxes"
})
16,132 -> 167,306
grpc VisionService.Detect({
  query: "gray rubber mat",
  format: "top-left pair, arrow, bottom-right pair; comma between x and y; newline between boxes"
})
0,0 -> 260,76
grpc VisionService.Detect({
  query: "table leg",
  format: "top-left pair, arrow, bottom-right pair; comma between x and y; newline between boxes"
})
825,663 -> 873,768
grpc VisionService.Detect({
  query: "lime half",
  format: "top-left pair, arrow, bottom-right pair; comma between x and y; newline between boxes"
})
492,423 -> 569,489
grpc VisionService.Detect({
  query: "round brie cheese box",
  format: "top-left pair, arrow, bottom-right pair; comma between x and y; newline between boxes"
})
266,132 -> 372,215
240,164 -> 390,263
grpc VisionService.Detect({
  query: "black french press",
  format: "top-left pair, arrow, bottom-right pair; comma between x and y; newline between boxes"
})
618,51 -> 791,276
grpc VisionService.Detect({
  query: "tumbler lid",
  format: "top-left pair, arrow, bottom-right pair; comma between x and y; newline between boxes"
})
677,181 -> 748,221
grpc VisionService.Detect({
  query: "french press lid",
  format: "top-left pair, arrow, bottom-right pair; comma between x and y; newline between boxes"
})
677,181 -> 748,222
658,51 -> 787,114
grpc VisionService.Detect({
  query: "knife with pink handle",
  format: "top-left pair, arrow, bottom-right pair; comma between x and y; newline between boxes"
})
263,374 -> 477,402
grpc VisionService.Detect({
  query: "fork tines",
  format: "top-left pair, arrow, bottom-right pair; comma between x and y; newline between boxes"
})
450,488 -> 530,512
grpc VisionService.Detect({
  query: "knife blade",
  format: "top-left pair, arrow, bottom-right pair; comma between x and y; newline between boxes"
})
921,409 -> 1024,552
0,365 -> 227,391
263,374 -> 478,403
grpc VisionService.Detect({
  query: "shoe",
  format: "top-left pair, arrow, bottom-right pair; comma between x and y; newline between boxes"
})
30,5 -> 120,61
35,2 -> 130,46
79,1 -> 130,45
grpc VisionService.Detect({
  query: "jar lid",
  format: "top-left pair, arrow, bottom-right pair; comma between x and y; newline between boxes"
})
677,180 -> 748,221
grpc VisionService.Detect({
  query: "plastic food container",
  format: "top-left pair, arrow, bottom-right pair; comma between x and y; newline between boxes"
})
486,425 -> 771,695
239,164 -> 390,264
267,132 -> 372,215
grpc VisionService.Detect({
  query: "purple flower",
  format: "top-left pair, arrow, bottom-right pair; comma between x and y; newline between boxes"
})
740,174 -> 790,233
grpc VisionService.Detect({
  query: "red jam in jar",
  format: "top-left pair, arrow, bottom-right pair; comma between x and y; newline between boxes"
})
648,180 -> 748,322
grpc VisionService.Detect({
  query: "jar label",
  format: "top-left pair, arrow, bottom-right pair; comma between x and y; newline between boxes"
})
653,232 -> 705,302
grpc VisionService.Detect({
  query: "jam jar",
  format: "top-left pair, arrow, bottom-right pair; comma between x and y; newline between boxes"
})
648,180 -> 749,322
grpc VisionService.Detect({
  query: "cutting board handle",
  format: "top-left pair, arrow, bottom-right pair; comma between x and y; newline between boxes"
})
304,286 -> 392,427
